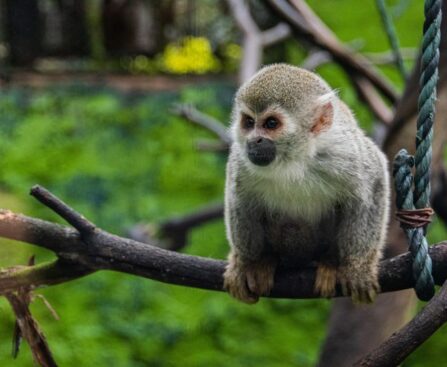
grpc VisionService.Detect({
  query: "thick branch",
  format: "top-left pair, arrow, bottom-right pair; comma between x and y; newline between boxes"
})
354,280 -> 447,367
2,209 -> 447,299
0,259 -> 92,295
351,75 -> 393,124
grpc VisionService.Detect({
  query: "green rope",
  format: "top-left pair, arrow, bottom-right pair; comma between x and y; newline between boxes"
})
375,0 -> 407,80
393,151 -> 434,301
392,0 -> 442,301
414,0 -> 442,209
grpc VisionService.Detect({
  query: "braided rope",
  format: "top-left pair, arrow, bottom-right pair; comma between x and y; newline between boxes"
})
393,151 -> 435,301
414,0 -> 442,209
392,0 -> 441,301
375,0 -> 407,79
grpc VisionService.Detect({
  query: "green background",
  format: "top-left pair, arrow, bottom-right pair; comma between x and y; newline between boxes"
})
1,1 -> 446,366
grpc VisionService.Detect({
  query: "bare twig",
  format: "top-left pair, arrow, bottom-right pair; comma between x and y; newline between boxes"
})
375,0 -> 408,80
226,0 -> 291,83
159,203 -> 224,251
195,139 -> 229,153
6,257 -> 58,367
300,51 -> 392,124
270,0 -> 398,103
128,203 -> 224,251
266,0 -> 397,121
354,280 -> 447,367
351,75 -> 393,124
172,104 -> 232,145
301,49 -> 332,70
6,293 -> 57,367
30,185 -> 96,235
365,48 -> 417,66
261,23 -> 291,47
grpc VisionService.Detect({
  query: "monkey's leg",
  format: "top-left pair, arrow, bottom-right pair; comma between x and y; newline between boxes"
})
224,250 -> 277,304
335,193 -> 387,304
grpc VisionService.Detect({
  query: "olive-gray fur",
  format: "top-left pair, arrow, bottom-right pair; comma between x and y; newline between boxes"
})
224,64 -> 390,303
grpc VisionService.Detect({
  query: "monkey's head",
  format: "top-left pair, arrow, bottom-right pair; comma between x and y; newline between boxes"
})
231,64 -> 336,169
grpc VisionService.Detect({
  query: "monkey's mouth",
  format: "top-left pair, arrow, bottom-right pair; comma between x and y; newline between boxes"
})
246,138 -> 277,166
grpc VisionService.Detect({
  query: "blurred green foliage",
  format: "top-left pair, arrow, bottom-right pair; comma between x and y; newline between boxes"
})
1,0 -> 447,366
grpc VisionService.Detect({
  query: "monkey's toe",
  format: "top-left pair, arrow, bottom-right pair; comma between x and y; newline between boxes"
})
223,263 -> 259,304
315,264 -> 337,298
245,259 -> 276,297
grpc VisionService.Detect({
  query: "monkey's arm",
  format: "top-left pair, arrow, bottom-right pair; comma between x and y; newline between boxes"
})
223,159 -> 277,303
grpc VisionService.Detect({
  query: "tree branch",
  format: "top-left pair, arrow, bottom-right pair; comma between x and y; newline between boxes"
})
261,23 -> 291,47
2,197 -> 447,298
226,0 -> 291,83
354,280 -> 447,367
158,203 -> 224,251
127,203 -> 224,251
267,0 -> 398,104
171,104 -> 232,145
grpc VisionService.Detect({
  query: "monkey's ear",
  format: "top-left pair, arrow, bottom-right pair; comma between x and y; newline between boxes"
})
310,94 -> 334,135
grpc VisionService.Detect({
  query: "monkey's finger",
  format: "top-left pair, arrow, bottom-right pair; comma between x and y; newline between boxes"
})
246,265 -> 275,296
228,282 -> 258,304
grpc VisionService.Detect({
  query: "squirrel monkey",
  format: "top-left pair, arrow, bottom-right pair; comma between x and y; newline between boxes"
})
223,64 -> 389,304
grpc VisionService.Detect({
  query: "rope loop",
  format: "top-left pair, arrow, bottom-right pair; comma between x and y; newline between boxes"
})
392,0 -> 441,301
393,150 -> 435,301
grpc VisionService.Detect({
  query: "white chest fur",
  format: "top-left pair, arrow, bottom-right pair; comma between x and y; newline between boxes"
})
248,161 -> 344,223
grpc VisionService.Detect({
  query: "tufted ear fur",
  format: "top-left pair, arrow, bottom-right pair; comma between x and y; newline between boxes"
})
310,93 -> 334,135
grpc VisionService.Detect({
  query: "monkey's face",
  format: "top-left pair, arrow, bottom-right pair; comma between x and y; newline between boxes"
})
232,104 -> 313,168
232,98 -> 335,171
234,106 -> 287,167
231,64 -> 335,172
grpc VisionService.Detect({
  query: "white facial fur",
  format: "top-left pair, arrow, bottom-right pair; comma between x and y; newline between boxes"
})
231,92 -> 360,223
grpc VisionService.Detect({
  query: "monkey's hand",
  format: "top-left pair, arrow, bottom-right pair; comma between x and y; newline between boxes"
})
337,261 -> 380,304
223,251 -> 276,304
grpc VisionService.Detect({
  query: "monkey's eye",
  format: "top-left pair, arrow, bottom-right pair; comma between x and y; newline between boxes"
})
264,117 -> 279,130
242,115 -> 255,129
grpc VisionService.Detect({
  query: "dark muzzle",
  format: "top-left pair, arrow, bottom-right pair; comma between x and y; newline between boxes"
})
247,138 -> 276,166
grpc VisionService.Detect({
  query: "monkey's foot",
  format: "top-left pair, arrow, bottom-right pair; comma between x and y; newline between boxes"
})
223,254 -> 276,304
315,264 -> 337,298
337,266 -> 380,304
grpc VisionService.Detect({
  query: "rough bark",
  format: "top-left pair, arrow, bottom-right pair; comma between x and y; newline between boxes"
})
2,205 -> 447,298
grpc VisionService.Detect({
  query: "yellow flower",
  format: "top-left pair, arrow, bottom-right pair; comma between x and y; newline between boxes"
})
162,37 -> 221,74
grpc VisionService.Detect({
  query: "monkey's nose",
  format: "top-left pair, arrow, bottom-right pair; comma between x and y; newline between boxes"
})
247,138 -> 276,166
